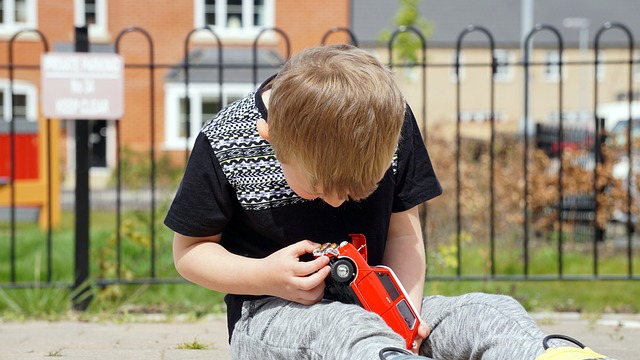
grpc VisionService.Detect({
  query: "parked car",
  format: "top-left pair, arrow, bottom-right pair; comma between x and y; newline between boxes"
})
605,119 -> 640,147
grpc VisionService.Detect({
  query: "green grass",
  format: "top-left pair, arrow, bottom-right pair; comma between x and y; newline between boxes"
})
426,230 -> 640,278
425,280 -> 639,314
176,339 -> 212,350
46,349 -> 63,357
1,210 -> 639,320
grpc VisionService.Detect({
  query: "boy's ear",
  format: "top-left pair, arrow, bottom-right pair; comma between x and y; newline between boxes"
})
257,118 -> 270,141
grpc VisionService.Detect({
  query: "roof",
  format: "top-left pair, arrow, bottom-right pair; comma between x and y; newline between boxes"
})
352,0 -> 640,48
165,47 -> 285,83
53,43 -> 115,53
52,43 -> 284,84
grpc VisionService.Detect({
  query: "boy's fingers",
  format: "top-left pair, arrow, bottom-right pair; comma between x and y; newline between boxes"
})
295,255 -> 329,276
294,264 -> 330,290
418,324 -> 430,339
288,240 -> 319,257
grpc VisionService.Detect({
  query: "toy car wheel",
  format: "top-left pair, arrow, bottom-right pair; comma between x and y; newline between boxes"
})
331,258 -> 356,283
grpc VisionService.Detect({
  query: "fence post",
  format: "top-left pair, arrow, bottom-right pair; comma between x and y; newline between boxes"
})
595,117 -> 605,245
72,25 -> 92,310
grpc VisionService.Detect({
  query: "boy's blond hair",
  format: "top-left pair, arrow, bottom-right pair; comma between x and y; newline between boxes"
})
268,45 -> 405,201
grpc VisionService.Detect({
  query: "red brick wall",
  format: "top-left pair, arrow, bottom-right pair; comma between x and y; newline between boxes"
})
276,0 -> 350,53
0,0 -> 353,162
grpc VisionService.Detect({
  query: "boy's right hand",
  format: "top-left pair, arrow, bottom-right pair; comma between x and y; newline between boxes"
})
260,240 -> 331,305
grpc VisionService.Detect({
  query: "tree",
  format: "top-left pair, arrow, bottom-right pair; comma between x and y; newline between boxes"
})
378,0 -> 433,64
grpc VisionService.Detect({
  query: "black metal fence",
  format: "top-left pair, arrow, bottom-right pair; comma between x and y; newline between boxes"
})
1,23 -> 639,308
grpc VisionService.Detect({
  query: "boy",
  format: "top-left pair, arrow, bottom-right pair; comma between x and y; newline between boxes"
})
165,45 -> 613,359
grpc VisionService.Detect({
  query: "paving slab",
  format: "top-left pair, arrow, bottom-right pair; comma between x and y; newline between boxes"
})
1,313 -> 638,359
0,317 -> 231,360
534,312 -> 640,360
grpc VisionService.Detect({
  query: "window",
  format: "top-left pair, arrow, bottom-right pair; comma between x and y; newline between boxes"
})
634,51 -> 640,82
549,110 -> 592,126
164,83 -> 253,149
0,80 -> 37,122
0,0 -> 37,36
494,49 -> 513,82
459,111 -> 504,123
74,0 -> 108,40
84,0 -> 97,24
176,96 -> 222,138
194,0 -> 274,38
11,93 -> 26,119
451,52 -> 465,83
595,51 -> 605,82
545,50 -> 562,82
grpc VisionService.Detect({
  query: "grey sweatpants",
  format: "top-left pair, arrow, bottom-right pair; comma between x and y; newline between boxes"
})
231,292 -> 552,360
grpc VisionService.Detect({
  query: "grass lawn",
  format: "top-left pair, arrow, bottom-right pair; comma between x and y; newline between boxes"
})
1,210 -> 639,320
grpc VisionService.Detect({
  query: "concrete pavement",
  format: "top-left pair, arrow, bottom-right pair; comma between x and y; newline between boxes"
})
1,313 -> 639,359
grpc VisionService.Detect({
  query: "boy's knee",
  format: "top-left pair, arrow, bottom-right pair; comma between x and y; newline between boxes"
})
323,301 -> 403,337
456,293 -> 529,320
424,292 -> 526,318
325,301 -> 385,327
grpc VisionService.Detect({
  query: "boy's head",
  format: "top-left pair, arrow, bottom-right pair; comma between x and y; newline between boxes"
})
266,44 -> 405,205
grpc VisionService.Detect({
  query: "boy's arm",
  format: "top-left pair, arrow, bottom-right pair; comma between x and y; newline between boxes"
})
383,206 -> 426,312
172,233 -> 331,305
383,205 -> 430,347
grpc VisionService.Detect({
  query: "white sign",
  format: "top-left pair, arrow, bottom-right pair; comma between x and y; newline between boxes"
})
41,53 -> 124,119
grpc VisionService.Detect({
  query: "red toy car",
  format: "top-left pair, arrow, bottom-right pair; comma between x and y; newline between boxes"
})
313,234 -> 422,350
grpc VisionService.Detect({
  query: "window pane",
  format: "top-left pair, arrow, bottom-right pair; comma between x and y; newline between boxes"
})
205,0 -> 215,26
12,94 -> 27,120
253,0 -> 264,26
635,51 -> 640,81
495,50 -> 509,77
202,96 -> 221,125
179,97 -> 188,137
15,0 -> 26,23
0,90 -> 4,121
546,51 -> 560,79
0,0 -> 5,24
85,0 -> 97,25
226,0 -> 242,28
596,51 -> 605,81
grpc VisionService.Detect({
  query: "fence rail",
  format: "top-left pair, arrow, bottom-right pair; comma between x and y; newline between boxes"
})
1,23 -> 638,309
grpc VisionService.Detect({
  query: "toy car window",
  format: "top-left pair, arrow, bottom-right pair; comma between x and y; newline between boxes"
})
396,299 -> 417,330
376,272 -> 400,301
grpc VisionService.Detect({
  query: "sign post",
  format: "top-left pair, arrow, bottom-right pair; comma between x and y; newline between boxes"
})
41,26 -> 123,310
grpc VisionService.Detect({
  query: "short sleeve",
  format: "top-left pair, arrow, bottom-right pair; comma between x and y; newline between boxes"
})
392,105 -> 443,212
164,132 -> 235,237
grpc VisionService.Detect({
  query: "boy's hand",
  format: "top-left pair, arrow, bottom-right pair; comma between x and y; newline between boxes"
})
261,240 -> 331,305
412,323 -> 430,354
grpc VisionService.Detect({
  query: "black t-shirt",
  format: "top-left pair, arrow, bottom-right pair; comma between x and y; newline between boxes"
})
164,77 -> 442,339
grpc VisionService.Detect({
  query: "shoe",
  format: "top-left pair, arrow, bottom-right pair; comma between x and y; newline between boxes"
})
535,334 -> 616,360
379,347 -> 434,360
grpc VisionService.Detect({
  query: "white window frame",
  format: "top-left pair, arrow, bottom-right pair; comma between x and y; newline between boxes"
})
0,79 -> 37,122
0,0 -> 37,38
74,0 -> 109,41
193,0 -> 275,40
164,82 -> 254,150
493,49 -> 514,82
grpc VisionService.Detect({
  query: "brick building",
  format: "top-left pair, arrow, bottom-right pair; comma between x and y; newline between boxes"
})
3,0 -> 640,186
